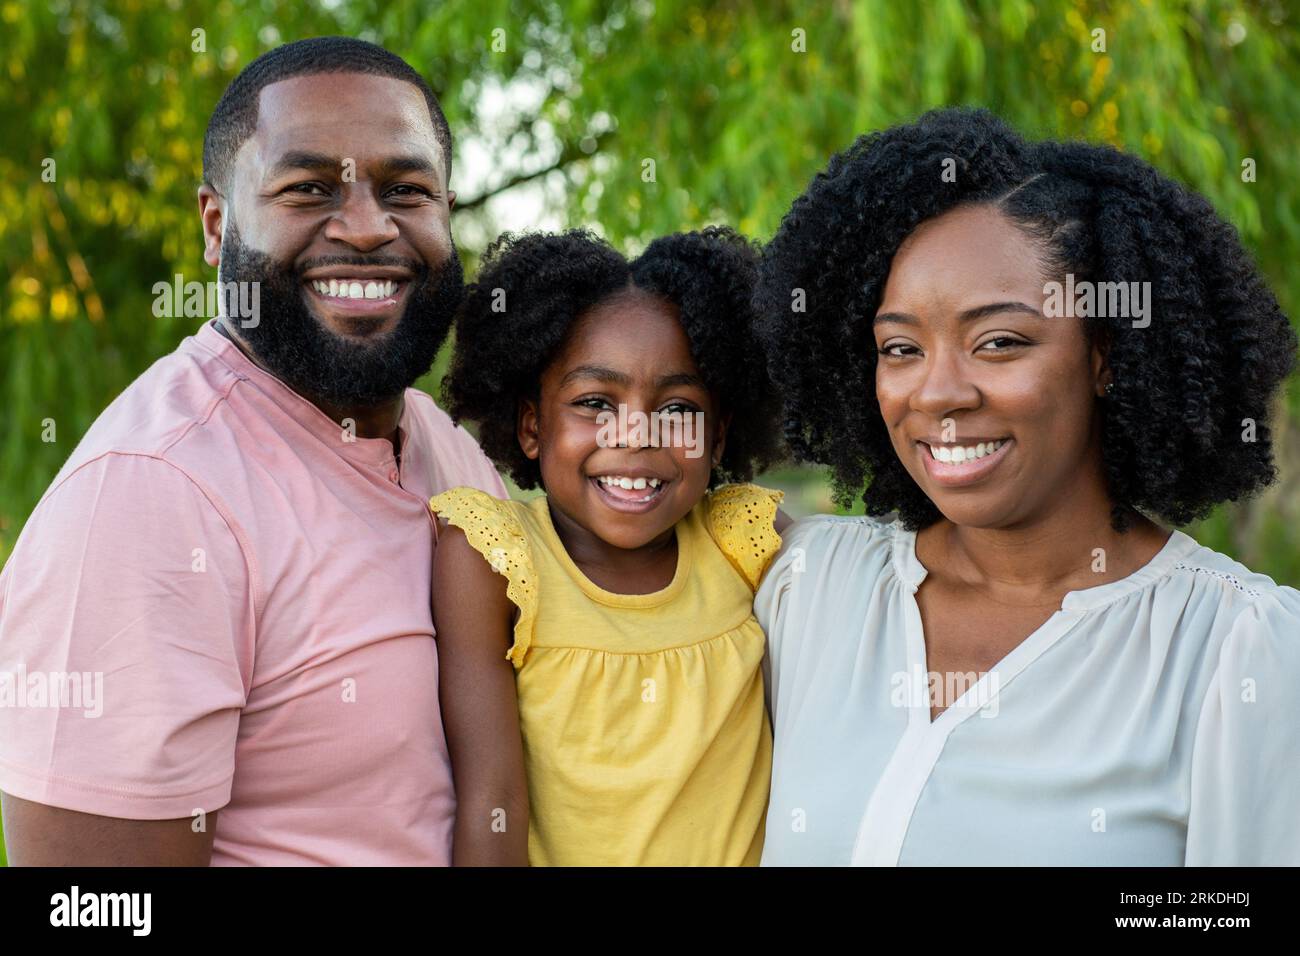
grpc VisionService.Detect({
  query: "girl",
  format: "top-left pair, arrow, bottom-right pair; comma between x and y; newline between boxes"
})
430,226 -> 788,866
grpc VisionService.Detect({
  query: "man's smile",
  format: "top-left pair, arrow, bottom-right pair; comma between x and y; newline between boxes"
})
303,274 -> 411,327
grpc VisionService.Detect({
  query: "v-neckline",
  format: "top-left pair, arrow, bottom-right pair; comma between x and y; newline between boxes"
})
890,521 -> 1193,731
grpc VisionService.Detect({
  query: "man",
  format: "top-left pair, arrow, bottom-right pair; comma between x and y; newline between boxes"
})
0,37 -> 504,865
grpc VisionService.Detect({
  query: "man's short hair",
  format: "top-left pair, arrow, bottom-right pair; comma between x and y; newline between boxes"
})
202,36 -> 453,193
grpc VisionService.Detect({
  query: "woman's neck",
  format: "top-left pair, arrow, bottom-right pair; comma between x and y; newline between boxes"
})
918,476 -> 1169,603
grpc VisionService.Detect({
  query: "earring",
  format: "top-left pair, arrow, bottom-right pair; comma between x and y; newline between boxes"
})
1102,381 -> 1115,397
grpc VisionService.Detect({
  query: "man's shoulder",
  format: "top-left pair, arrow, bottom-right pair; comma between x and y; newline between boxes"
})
61,328 -> 241,471
402,388 -> 504,492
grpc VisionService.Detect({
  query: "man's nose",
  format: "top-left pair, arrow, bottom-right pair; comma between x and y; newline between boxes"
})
323,186 -> 400,251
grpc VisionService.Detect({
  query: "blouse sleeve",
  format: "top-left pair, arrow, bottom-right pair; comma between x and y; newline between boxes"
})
429,487 -> 538,670
705,483 -> 785,592
1185,586 -> 1300,865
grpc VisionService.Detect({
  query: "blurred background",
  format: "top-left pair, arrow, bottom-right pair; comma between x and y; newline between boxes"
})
1,0 -> 1299,863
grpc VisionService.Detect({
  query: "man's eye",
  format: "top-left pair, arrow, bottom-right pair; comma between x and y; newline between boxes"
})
387,185 -> 432,199
286,183 -> 329,196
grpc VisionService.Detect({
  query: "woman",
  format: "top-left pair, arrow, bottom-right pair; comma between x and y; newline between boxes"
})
753,108 -> 1300,865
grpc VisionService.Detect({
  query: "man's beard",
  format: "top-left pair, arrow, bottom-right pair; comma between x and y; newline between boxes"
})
217,220 -> 463,408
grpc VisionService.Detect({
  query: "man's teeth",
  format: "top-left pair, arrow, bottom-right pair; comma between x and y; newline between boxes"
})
927,438 -> 1008,464
596,475 -> 663,490
310,279 -> 397,299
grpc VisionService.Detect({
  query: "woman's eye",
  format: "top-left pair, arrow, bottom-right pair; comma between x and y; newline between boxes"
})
979,336 -> 1027,352
877,343 -> 918,358
575,397 -> 612,410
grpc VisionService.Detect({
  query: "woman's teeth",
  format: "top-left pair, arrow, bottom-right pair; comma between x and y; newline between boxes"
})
596,475 -> 663,490
311,279 -> 398,299
926,438 -> 1007,463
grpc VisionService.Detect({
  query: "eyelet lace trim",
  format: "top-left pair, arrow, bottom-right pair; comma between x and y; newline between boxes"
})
429,488 -> 538,668
1172,562 -> 1261,598
707,484 -> 785,591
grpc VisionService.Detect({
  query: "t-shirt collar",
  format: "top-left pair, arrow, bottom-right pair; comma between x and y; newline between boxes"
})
193,319 -> 409,472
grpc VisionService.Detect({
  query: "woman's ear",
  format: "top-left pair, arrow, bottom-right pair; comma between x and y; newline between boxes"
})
518,397 -> 541,460
1090,328 -> 1113,397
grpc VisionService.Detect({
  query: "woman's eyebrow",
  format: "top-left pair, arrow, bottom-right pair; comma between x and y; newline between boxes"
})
874,301 -> 1042,325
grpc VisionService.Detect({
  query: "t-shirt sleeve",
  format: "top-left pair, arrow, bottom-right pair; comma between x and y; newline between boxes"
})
1185,586 -> 1300,865
0,453 -> 253,820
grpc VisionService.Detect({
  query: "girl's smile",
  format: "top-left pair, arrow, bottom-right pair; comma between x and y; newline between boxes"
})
590,470 -> 672,512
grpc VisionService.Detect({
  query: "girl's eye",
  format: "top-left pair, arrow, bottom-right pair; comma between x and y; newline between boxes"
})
660,402 -> 700,416
574,397 -> 613,411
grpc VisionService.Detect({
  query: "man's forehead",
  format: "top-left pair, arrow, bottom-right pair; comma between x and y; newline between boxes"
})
241,73 -> 446,179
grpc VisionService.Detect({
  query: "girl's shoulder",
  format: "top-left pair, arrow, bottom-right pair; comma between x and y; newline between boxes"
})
430,486 -> 539,668
702,482 -> 786,591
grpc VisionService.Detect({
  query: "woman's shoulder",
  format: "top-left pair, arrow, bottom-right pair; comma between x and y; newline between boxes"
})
758,511 -> 907,603
777,511 -> 903,565
1167,535 -> 1300,657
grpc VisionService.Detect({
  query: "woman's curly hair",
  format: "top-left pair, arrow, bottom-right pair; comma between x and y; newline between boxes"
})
444,226 -> 785,490
755,106 -> 1297,531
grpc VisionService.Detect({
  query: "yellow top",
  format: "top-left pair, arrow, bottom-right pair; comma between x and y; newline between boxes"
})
429,483 -> 783,866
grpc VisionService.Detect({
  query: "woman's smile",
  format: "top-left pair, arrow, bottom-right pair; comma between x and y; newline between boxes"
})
917,437 -> 1013,487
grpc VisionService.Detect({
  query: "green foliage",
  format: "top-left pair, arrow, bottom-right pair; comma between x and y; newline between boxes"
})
1,1 -> 1298,562
1,0 -> 1299,870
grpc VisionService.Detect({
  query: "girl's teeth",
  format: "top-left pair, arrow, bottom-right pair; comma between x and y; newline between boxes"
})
930,439 -> 1006,463
596,475 -> 664,489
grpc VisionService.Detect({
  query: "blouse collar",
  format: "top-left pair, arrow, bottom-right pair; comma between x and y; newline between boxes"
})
890,521 -> 1202,611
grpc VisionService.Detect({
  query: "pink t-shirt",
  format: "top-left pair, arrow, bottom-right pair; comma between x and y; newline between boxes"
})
0,319 -> 505,865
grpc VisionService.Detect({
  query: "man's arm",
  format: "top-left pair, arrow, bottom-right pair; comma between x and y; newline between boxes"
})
0,454 -> 252,864
2,795 -> 217,866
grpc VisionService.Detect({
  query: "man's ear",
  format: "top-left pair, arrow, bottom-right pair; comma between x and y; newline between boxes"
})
711,409 -> 733,467
198,184 -> 224,269
447,189 -> 456,212
518,397 -> 541,461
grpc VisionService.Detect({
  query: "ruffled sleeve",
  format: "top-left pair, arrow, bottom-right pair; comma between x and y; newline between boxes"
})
1185,585 -> 1300,864
429,487 -> 538,669
706,483 -> 785,592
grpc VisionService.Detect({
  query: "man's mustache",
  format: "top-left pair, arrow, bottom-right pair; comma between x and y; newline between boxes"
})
294,253 -> 428,276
